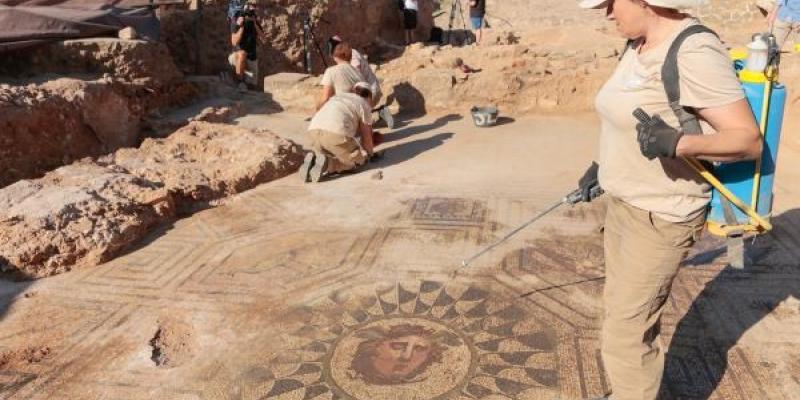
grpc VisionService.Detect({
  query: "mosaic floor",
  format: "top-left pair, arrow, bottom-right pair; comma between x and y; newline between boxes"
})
1,114 -> 799,399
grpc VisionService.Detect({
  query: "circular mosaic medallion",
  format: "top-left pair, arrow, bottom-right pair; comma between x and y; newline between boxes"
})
328,317 -> 473,399
241,281 -> 560,400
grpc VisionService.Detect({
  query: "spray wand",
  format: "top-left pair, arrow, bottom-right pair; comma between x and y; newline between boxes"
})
455,185 -> 602,276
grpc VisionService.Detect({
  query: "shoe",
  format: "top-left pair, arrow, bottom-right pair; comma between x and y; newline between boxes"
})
379,106 -> 394,129
309,153 -> 327,182
299,152 -> 315,183
369,150 -> 385,162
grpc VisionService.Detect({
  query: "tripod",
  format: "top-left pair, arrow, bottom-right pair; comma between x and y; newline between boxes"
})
302,15 -> 328,74
444,0 -> 470,45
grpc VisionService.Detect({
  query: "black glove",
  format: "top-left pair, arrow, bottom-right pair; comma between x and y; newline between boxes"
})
633,109 -> 683,160
576,161 -> 603,203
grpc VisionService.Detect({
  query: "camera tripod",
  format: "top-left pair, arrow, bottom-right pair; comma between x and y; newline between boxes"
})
444,0 -> 470,45
302,15 -> 328,74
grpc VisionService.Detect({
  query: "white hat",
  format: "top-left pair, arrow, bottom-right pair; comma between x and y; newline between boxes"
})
578,0 -> 707,10
353,81 -> 373,95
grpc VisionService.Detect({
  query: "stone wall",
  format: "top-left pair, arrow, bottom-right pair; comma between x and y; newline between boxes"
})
159,0 -> 435,79
0,39 -> 183,86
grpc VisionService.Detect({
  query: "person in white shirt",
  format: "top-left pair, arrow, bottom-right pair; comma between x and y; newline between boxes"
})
300,82 -> 376,183
315,41 -> 363,111
327,35 -> 394,128
403,0 -> 419,44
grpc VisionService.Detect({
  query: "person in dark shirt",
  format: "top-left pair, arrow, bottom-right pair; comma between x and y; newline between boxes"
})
469,0 -> 486,45
229,3 -> 265,88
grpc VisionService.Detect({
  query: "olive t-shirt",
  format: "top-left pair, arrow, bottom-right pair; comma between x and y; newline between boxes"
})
320,63 -> 363,96
595,19 -> 744,222
308,93 -> 372,138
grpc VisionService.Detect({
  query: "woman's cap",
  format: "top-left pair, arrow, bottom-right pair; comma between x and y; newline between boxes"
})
578,0 -> 707,9
353,81 -> 373,95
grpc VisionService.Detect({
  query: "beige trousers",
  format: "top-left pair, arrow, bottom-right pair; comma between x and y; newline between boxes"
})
602,197 -> 704,400
773,19 -> 799,51
308,129 -> 367,174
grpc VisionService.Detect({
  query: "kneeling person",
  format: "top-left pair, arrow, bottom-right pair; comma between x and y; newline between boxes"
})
300,82 -> 375,182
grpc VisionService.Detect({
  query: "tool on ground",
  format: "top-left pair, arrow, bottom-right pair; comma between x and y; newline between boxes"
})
642,25 -> 786,269
458,185 -> 602,271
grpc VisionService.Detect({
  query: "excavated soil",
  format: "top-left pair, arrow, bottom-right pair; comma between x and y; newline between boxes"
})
150,316 -> 197,368
0,39 -> 183,86
0,162 -> 173,278
0,37 -> 204,188
0,122 -> 303,278
100,121 -> 304,211
0,79 -> 142,187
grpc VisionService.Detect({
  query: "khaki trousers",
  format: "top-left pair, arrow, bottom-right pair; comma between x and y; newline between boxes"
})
602,197 -> 704,400
308,129 -> 367,174
773,19 -> 799,51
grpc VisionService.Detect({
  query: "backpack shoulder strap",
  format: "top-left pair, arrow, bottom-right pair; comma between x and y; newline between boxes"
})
619,38 -> 636,61
661,24 -> 719,134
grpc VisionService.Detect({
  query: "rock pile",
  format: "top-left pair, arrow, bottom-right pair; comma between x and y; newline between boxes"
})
0,122 -> 303,278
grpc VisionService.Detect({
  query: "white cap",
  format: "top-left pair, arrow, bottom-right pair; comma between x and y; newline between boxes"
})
353,81 -> 373,96
578,0 -> 707,10
578,0 -> 608,8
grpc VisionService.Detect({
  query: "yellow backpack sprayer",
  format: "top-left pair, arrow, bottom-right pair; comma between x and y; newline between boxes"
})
635,26 -> 786,268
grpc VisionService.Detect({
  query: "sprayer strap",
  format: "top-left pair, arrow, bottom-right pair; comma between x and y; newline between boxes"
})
662,25 -> 719,133
619,39 -> 636,61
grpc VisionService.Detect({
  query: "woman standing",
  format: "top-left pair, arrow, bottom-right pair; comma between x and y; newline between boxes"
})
403,0 -> 419,45
576,0 -> 762,399
469,0 -> 486,45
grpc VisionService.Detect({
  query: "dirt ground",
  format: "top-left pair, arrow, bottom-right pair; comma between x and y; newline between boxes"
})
0,106 -> 798,398
1,1 -> 800,399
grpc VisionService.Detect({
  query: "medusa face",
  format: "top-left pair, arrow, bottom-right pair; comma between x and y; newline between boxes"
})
349,323 -> 458,385
371,333 -> 433,381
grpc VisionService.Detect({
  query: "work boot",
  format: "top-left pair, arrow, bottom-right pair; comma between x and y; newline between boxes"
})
309,154 -> 327,183
369,150 -> 385,162
299,152 -> 315,183
378,106 -> 394,129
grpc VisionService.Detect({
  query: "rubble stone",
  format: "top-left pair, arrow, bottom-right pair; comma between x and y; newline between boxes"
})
0,79 -> 141,188
98,122 -> 304,212
0,163 -> 173,278
0,123 -> 303,278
